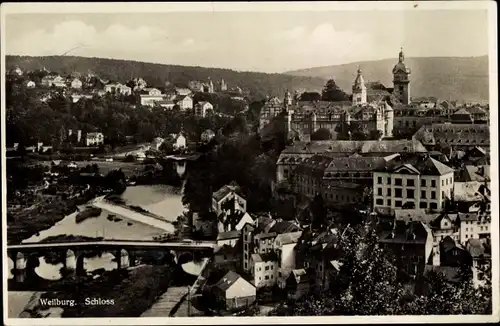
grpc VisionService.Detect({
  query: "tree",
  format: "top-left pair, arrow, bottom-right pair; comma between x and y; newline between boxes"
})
321,79 -> 349,102
300,92 -> 322,102
311,128 -> 332,141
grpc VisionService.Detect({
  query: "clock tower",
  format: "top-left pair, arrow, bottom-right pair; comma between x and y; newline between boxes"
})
392,48 -> 411,105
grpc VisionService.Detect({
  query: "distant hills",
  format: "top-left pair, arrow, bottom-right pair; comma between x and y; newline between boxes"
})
6,55 -> 326,100
285,56 -> 489,103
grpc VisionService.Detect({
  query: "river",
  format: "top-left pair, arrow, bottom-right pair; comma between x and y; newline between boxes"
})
8,184 -> 196,318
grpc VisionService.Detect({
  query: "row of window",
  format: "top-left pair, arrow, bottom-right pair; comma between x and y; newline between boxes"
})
377,176 -> 453,188
375,198 -> 439,210
377,187 -> 437,200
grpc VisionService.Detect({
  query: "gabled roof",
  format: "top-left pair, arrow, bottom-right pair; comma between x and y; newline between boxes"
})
212,181 -> 244,202
379,155 -> 454,176
217,229 -> 241,241
252,252 -> 278,263
214,271 -> 247,292
275,231 -> 303,246
394,209 -> 439,224
291,268 -> 310,284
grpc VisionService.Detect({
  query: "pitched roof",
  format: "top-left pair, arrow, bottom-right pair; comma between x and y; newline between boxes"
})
291,268 -> 310,284
254,232 -> 277,240
212,182 -> 243,202
453,181 -> 484,202
217,230 -> 241,241
275,231 -> 303,246
378,155 -> 454,176
214,271 -> 246,292
268,221 -> 300,234
394,209 -> 439,224
413,123 -> 490,147
252,252 -> 278,263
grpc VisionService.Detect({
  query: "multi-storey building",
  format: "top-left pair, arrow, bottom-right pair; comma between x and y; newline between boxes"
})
413,123 -> 490,151
372,154 -> 455,214
276,139 -> 427,184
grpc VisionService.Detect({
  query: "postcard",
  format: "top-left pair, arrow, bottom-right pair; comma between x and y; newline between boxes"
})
2,1 -> 498,325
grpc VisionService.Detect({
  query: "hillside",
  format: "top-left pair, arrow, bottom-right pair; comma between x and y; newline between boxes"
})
285,56 -> 489,103
6,55 -> 326,100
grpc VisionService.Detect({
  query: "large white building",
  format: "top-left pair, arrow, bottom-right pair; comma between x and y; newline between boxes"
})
373,154 -> 455,213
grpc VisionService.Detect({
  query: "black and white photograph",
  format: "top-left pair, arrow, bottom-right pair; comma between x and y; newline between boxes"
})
2,2 -> 498,324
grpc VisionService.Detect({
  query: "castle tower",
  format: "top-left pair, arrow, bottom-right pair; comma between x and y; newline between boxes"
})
220,79 -> 227,91
392,47 -> 411,105
384,102 -> 394,137
352,67 -> 367,105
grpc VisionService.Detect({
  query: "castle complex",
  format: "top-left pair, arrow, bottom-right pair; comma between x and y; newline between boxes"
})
259,49 -> 413,140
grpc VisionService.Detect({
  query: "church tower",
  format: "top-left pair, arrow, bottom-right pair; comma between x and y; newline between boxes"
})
352,67 -> 367,105
392,47 -> 411,105
284,90 -> 293,109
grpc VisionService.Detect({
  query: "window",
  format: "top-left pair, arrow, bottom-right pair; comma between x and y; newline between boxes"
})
279,272 -> 282,277
466,228 -> 468,231
431,191 -> 436,199
407,189 -> 415,198
395,178 -> 402,186
442,191 -> 445,199
265,266 -> 269,271
377,177 -> 382,184
395,189 -> 402,198
271,265 -> 273,270
387,199 -> 392,206
387,177 -> 391,184
421,190 -> 426,199
377,188 -> 383,196
420,202 -> 427,209
376,199 -> 383,205
407,179 -> 415,187
387,189 -> 392,196
445,179 -> 448,186
430,203 -> 438,210
265,275 -> 269,280
395,200 -> 402,207
442,180 -> 444,186
431,180 -> 436,187
421,179 -> 426,187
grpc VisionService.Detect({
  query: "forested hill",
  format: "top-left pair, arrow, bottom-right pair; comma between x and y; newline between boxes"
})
6,55 -> 326,100
285,56 -> 489,103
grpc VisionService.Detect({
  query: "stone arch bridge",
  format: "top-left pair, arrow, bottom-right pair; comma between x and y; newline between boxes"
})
7,240 -> 216,283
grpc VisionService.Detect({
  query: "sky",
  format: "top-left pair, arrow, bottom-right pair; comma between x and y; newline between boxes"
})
4,9 -> 490,73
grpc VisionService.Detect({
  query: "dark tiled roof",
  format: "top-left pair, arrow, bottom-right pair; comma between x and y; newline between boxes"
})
268,221 -> 300,234
378,155 -> 454,176
212,181 -> 243,202
413,123 -> 490,147
214,271 -> 245,292
217,230 -> 241,241
254,232 -> 277,240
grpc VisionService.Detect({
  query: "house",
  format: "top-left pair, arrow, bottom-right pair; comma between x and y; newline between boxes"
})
156,100 -> 176,110
216,230 -> 241,247
466,238 -> 491,288
194,101 -> 214,117
373,154 -> 455,214
213,271 -> 256,312
173,132 -> 186,150
430,212 -> 460,245
286,269 -> 311,300
25,80 -> 36,88
140,94 -> 165,106
201,129 -> 216,143
175,95 -> 194,110
212,181 -> 247,217
86,132 -> 104,146
438,237 -> 473,267
251,252 -> 279,288
378,220 -> 434,277
458,212 -> 490,245
41,75 -> 66,88
455,165 -> 490,183
175,88 -> 192,96
274,231 -> 303,288
104,83 -> 132,96
213,244 -> 242,270
71,78 -> 83,89
142,88 -> 162,96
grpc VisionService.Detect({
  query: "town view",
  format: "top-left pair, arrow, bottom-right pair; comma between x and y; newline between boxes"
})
3,6 -> 495,320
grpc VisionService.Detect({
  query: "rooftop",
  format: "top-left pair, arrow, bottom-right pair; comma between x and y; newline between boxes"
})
214,271 -> 246,292
216,230 -> 241,241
